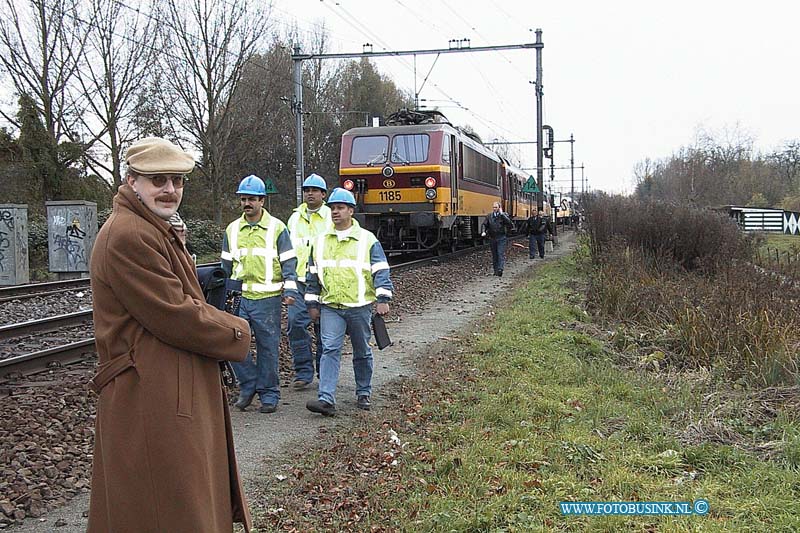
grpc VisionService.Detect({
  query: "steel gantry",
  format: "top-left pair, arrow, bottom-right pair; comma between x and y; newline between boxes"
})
290,30 -> 544,206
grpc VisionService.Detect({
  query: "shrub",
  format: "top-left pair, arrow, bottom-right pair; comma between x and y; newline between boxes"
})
185,218 -> 224,261
28,214 -> 50,280
584,193 -> 754,272
584,195 -> 800,386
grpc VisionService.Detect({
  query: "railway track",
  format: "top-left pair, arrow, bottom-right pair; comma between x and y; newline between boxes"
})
0,244 -> 506,383
0,310 -> 95,383
0,278 -> 91,303
0,262 -> 222,304
0,309 -> 93,341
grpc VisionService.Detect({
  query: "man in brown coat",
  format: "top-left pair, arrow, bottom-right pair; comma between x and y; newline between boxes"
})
88,137 -> 253,532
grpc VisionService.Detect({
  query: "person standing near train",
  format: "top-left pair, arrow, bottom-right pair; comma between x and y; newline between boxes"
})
481,201 -> 514,276
88,137 -> 253,532
286,173 -> 333,389
304,188 -> 393,417
526,207 -> 553,259
221,175 -> 300,414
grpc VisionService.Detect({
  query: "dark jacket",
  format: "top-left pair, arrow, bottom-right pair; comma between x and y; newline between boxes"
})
482,211 -> 514,238
526,214 -> 553,236
88,185 -> 253,532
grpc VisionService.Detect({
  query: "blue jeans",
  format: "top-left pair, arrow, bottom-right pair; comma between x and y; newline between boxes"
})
317,304 -> 374,406
287,281 -> 322,382
231,296 -> 281,405
490,236 -> 508,274
530,234 -> 545,258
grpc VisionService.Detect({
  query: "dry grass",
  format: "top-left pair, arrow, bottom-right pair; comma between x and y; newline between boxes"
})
583,195 -> 800,388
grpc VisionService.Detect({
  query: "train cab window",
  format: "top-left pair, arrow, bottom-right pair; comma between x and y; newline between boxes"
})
442,134 -> 451,164
351,136 -> 389,165
391,134 -> 429,164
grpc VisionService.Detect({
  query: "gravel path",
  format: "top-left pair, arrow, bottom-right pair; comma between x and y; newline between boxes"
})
4,232 -> 576,532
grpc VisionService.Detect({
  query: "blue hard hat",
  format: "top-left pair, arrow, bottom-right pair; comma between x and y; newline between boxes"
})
236,175 -> 266,196
327,187 -> 356,207
302,173 -> 328,192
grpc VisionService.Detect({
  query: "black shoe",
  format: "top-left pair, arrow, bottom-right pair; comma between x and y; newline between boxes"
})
356,395 -> 371,411
259,403 -> 277,414
292,379 -> 311,390
498,270 -> 503,277
306,399 -> 336,417
234,393 -> 255,411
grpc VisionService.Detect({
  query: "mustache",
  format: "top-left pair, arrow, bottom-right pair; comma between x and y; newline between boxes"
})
157,194 -> 179,202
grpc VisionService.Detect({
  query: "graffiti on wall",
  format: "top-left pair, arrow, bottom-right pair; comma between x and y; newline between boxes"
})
52,215 -> 88,270
0,209 -> 13,272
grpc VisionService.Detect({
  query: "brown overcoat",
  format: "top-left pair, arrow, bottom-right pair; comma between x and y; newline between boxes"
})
87,185 -> 253,532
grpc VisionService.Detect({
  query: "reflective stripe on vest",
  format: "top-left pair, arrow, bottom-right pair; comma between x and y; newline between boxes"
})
312,227 -> 375,307
287,205 -> 332,282
226,215 -> 284,295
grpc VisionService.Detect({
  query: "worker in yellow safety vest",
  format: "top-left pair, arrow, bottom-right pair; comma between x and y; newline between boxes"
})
221,175 -> 300,414
285,173 -> 333,389
305,188 -> 393,417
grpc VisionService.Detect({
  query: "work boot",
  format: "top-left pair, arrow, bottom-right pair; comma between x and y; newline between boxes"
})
259,403 -> 277,414
306,399 -> 336,417
356,395 -> 371,411
234,392 -> 255,411
292,379 -> 311,390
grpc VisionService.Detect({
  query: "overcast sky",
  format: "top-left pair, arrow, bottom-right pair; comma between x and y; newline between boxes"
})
273,0 -> 799,196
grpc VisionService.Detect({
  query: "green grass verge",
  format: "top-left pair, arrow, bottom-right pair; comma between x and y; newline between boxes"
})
381,257 -> 800,532
763,233 -> 800,254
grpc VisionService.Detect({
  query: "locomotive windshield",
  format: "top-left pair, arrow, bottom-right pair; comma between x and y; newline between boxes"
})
391,134 -> 429,164
351,136 -> 389,165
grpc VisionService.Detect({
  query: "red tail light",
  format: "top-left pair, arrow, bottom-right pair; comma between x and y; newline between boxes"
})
424,176 -> 436,188
343,179 -> 355,191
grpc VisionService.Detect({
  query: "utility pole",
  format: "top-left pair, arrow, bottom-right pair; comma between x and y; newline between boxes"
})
581,166 -> 586,198
293,44 -> 304,205
292,38 -> 543,206
535,28 -> 544,211
569,133 -> 575,203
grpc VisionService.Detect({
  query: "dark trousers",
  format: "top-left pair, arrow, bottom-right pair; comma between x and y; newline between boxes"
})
529,234 -> 546,258
490,236 -> 507,274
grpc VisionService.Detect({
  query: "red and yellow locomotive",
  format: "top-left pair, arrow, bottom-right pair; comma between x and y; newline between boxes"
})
338,109 -> 538,252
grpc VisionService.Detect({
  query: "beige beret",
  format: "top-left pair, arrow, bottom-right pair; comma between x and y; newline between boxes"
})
125,137 -> 195,175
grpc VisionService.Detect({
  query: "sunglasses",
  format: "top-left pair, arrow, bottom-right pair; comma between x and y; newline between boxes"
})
143,174 -> 187,188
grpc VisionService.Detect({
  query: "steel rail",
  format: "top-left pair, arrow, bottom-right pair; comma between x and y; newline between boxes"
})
0,338 -> 96,382
0,263 -> 220,303
0,310 -> 94,341
0,278 -> 91,303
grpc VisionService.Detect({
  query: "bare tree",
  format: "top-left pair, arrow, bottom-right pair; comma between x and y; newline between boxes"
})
0,0 -> 88,198
75,0 -> 158,185
769,140 -> 800,190
162,0 -> 270,223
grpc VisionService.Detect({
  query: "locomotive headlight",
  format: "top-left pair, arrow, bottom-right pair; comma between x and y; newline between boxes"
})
343,179 -> 355,191
424,176 -> 437,188
425,188 -> 437,200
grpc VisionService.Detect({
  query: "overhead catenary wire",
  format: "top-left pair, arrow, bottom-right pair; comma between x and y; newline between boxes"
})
319,0 -> 529,143
390,0 -> 516,123
7,0 -> 544,171
110,0 -> 535,153
385,0 -> 538,164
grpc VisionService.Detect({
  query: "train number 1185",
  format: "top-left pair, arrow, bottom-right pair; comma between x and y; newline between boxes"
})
379,190 -> 402,202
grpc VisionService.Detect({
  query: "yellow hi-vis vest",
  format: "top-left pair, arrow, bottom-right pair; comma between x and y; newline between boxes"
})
222,211 -> 294,299
286,203 -> 332,282
308,221 -> 386,307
